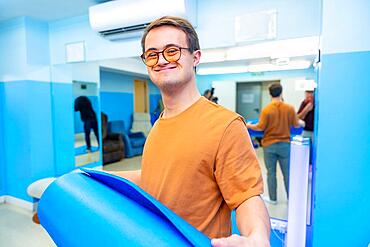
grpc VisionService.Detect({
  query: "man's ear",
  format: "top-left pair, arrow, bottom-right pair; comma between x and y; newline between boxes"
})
193,50 -> 201,66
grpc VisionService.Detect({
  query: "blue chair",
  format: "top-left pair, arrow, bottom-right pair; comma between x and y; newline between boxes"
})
108,120 -> 146,158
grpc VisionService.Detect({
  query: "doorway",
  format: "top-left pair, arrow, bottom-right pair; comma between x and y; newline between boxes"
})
134,79 -> 149,113
236,82 -> 262,120
236,80 -> 280,121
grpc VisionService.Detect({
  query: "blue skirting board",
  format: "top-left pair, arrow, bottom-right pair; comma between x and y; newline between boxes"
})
38,169 -> 210,246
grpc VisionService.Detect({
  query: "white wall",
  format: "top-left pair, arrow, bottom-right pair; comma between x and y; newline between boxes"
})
47,0 -> 321,65
197,0 -> 321,49
207,69 -> 314,112
321,0 -> 370,54
212,81 -> 236,111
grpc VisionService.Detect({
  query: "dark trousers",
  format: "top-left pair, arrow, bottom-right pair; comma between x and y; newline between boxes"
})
263,142 -> 290,201
84,119 -> 99,149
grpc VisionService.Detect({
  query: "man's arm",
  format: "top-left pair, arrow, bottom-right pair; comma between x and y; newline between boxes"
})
297,102 -> 313,119
211,196 -> 270,247
245,123 -> 263,131
236,196 -> 270,245
293,106 -> 306,128
246,108 -> 267,131
111,170 -> 141,186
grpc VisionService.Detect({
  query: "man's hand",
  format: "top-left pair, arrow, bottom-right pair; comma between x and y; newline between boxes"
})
211,234 -> 269,247
303,102 -> 313,112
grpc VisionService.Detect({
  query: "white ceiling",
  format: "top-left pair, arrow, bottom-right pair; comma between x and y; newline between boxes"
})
0,0 -> 110,22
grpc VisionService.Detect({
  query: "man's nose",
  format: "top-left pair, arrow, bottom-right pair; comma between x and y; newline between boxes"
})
157,52 -> 168,65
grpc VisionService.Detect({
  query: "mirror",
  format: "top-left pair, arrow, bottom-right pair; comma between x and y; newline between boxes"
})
73,81 -> 101,167
198,69 -> 317,221
50,62 -> 102,168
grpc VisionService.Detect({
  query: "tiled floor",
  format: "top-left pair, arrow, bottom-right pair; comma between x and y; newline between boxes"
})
255,148 -> 289,220
0,151 -> 288,246
102,156 -> 142,172
0,203 -> 56,247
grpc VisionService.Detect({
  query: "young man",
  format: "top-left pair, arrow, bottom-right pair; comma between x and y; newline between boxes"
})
115,16 -> 270,246
246,83 -> 304,204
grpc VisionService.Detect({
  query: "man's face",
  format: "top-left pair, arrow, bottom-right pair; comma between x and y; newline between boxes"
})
305,91 -> 314,103
143,26 -> 200,91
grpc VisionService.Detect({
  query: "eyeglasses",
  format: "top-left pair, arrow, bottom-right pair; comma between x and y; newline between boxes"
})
141,46 -> 190,67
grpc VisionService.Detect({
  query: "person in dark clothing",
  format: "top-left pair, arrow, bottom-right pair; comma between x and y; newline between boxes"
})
203,88 -> 218,104
298,90 -> 315,164
203,89 -> 213,100
74,96 -> 99,151
297,90 -> 314,137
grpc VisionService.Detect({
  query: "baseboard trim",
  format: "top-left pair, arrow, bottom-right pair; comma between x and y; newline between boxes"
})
2,195 -> 33,211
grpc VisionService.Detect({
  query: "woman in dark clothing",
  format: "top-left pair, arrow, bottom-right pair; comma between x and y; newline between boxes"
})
74,96 -> 99,151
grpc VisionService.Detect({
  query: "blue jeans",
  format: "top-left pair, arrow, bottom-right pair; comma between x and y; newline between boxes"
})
263,142 -> 290,201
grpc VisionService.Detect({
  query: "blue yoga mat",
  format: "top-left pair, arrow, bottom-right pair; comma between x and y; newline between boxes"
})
38,169 -> 210,247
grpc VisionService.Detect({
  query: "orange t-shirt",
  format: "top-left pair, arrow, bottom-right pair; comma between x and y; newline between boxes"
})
256,101 -> 300,147
141,97 -> 263,238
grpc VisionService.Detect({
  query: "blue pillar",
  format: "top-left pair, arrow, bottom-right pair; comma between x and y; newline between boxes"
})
312,0 -> 370,246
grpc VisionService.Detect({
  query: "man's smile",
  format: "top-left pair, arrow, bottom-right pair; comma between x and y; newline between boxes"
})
153,65 -> 177,72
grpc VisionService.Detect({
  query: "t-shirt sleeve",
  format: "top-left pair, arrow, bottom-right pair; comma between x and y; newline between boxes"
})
255,108 -> 268,130
214,118 -> 264,210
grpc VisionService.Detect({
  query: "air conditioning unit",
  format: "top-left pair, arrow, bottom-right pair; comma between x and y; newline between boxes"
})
89,0 -> 197,41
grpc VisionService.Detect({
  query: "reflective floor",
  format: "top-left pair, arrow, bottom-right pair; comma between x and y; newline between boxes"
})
256,148 -> 289,220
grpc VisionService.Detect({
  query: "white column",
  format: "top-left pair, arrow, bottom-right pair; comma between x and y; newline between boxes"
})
286,137 -> 310,247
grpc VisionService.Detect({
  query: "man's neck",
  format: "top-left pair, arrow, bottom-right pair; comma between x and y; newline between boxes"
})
161,80 -> 201,119
271,96 -> 282,102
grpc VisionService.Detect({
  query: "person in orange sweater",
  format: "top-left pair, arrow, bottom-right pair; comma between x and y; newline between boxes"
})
246,83 -> 304,204
114,16 -> 270,246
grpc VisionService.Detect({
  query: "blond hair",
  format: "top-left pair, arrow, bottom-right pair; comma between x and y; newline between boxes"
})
141,16 -> 200,53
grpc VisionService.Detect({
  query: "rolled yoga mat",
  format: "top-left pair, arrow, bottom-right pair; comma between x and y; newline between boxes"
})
38,169 -> 210,247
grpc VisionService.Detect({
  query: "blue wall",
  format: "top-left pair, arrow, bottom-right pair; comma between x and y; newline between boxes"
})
0,17 -> 28,77
100,70 -> 160,131
100,92 -> 133,131
313,51 -> 370,246
0,82 -> 5,196
312,1 -> 370,245
0,17 -> 50,79
0,16 -> 59,202
25,17 -> 50,66
1,81 -> 76,201
51,83 -> 74,176
2,81 -> 55,201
